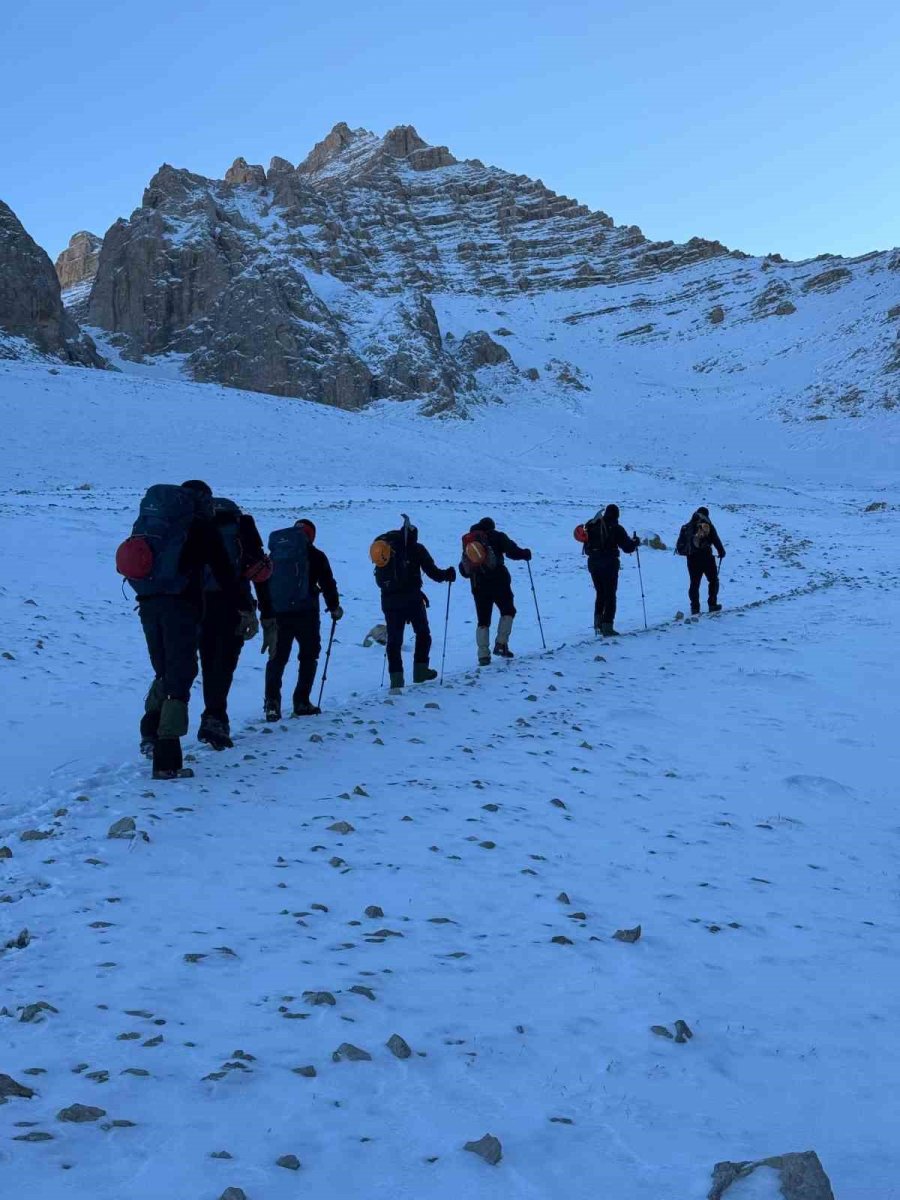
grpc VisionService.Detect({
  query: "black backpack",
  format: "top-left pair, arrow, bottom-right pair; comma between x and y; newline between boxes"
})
372,530 -> 416,594
584,514 -> 611,554
121,484 -> 196,597
205,497 -> 243,592
267,526 -> 313,612
676,522 -> 693,556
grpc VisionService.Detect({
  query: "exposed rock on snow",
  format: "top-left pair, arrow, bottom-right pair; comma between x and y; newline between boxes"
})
0,1073 -> 35,1100
0,201 -> 104,366
57,1103 -> 106,1123
386,1033 -> 412,1059
464,1133 -> 503,1165
107,816 -> 136,839
708,1150 -> 835,1200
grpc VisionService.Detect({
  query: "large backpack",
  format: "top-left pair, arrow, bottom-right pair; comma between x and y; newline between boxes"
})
584,513 -> 611,555
676,517 -> 711,556
675,522 -> 693,556
267,526 -> 313,612
116,484 -> 196,596
205,497 -> 243,592
460,529 -> 498,578
370,530 -> 416,595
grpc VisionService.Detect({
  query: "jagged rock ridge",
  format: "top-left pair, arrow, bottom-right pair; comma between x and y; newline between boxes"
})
0,201 -> 104,367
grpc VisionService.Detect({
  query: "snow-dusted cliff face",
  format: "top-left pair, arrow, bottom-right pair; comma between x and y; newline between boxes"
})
71,122 -> 900,417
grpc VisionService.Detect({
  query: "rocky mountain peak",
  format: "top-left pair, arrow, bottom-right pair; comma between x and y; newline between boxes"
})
55,230 -> 101,290
381,124 -> 428,158
297,121 -> 369,176
224,157 -> 267,187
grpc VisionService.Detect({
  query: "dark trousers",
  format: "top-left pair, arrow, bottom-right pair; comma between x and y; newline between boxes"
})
473,579 -> 516,626
199,593 -> 243,726
265,610 -> 321,707
688,553 -> 719,611
138,596 -> 200,740
383,595 -> 432,674
589,561 -> 619,627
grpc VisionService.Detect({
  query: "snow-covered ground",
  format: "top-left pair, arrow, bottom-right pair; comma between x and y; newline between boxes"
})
1,358 -> 898,1198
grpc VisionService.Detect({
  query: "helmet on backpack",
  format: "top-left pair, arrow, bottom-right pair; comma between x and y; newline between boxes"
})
370,539 -> 392,568
573,524 -> 588,544
116,536 -> 154,580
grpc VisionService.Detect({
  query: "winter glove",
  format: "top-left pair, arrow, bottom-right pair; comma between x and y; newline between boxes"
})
236,610 -> 259,641
523,548 -> 532,561
260,618 -> 278,657
444,567 -> 457,583
330,604 -> 344,622
719,548 -> 727,558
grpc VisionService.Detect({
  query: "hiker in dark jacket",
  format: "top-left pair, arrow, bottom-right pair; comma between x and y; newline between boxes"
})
135,479 -> 248,779
460,517 -> 531,665
197,498 -> 272,750
681,506 -> 726,615
583,503 -> 639,636
261,519 -> 343,720
371,516 -> 455,690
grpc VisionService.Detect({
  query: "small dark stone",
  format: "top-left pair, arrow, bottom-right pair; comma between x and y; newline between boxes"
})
387,1034 -> 412,1059
276,1154 -> 301,1170
57,1104 -> 106,1123
613,925 -> 642,943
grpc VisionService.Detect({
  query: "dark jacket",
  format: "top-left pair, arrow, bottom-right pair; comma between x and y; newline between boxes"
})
586,519 -> 639,569
462,525 -> 529,590
686,512 -> 725,558
259,543 -> 339,618
140,515 -> 240,610
379,531 -> 447,612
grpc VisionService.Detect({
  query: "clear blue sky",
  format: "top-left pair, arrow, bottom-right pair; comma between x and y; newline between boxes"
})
3,0 -> 899,262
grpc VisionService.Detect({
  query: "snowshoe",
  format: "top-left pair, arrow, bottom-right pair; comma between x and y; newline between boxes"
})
152,767 -> 195,781
292,701 -> 321,717
264,701 -> 282,723
493,643 -> 514,659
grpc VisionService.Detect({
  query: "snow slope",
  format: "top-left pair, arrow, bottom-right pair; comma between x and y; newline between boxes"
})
1,358 -> 899,1199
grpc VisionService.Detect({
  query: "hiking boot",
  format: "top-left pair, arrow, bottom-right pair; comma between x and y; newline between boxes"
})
264,700 -> 281,722
139,737 -> 156,760
198,716 -> 233,751
690,605 -> 701,617
413,662 -> 438,684
389,671 -> 404,693
708,602 -> 722,613
600,623 -> 620,637
152,767 -> 195,781
493,643 -> 514,658
478,655 -> 491,667
293,701 -> 321,716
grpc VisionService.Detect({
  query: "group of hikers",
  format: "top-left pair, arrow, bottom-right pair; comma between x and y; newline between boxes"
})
116,482 -> 726,780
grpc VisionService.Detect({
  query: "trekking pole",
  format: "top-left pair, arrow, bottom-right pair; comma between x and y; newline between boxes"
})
380,650 -> 387,688
526,560 -> 547,650
634,540 -> 649,631
317,618 -> 337,709
439,580 -> 452,685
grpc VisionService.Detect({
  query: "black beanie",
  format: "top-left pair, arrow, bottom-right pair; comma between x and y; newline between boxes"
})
476,517 -> 496,532
604,503 -> 620,521
181,479 -> 212,497
697,506 -> 710,518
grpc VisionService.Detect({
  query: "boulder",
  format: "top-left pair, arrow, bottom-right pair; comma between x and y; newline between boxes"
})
453,331 -> 512,370
708,1151 -> 835,1200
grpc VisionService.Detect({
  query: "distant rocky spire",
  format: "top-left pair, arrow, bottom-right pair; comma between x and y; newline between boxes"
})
55,230 -> 101,291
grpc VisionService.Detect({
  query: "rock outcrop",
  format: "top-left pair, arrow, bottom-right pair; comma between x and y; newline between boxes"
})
0,200 -> 104,366
55,230 -> 101,291
709,1150 -> 835,1200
